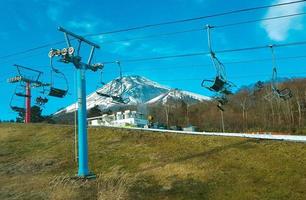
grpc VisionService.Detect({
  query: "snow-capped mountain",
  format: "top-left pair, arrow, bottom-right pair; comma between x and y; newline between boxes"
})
56,75 -> 210,114
146,89 -> 211,105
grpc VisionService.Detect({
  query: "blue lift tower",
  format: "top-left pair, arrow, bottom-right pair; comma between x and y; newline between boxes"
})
49,27 -> 103,178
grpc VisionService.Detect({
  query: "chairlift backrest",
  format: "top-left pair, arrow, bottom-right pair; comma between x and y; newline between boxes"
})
211,76 -> 226,92
11,106 -> 25,113
49,87 -> 68,98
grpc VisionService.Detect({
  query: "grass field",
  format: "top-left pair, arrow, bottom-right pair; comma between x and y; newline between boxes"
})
0,123 -> 305,200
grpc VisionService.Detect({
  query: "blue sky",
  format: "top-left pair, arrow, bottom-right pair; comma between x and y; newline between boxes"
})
1,0 -> 306,120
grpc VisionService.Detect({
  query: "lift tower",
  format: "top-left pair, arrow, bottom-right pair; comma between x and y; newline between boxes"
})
7,64 -> 48,123
49,27 -> 103,178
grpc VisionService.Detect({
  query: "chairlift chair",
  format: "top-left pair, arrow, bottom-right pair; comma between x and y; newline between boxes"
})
13,84 -> 31,98
254,81 -> 264,92
213,93 -> 228,111
96,61 -> 130,104
36,96 -> 49,106
48,57 -> 69,98
269,45 -> 293,101
201,25 -> 235,94
9,90 -> 25,113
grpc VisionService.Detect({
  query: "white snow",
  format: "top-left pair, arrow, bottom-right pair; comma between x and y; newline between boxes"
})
55,75 -> 210,114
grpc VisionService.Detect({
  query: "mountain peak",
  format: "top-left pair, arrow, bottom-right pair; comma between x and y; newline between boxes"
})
56,75 -> 210,114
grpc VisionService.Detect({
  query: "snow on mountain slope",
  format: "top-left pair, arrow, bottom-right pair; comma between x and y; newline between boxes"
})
56,75 -> 210,114
146,89 -> 211,105
57,75 -> 169,114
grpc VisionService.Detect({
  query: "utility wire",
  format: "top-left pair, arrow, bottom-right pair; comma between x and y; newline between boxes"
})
153,71 -> 306,83
214,12 -> 306,28
0,0 -> 305,60
85,0 -> 306,37
102,54 -> 306,74
56,53 -> 306,76
102,40 -> 306,64
0,41 -> 64,60
101,12 -> 306,45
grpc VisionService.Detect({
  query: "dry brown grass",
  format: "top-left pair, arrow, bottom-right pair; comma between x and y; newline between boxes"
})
0,123 -> 305,200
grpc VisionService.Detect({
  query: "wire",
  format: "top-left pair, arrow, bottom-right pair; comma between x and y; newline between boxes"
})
100,12 -> 306,45
101,40 -> 306,64
0,1 -> 305,61
100,54 -> 306,74
152,71 -> 306,83
0,41 -> 64,60
214,12 -> 306,28
103,28 -> 202,44
85,0 -> 306,37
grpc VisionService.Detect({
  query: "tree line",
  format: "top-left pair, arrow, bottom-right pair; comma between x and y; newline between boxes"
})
148,78 -> 306,134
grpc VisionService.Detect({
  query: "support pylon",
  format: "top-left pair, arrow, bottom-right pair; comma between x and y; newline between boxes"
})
25,82 -> 31,123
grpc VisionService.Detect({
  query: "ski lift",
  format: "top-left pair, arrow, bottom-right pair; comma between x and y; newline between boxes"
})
201,25 -> 234,94
214,94 -> 228,105
214,94 -> 228,111
9,85 -> 25,113
14,84 -> 30,98
36,96 -> 48,106
96,61 -> 130,104
268,45 -> 293,101
248,81 -> 265,97
48,56 -> 69,98
254,81 -> 264,92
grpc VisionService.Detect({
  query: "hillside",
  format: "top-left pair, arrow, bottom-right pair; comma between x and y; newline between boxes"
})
0,123 -> 305,200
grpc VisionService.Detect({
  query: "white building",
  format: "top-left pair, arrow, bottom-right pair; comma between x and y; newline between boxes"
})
88,110 -> 148,128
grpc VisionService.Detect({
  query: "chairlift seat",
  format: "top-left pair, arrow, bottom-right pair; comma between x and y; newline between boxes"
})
11,106 -> 25,113
49,87 -> 67,98
216,97 -> 228,105
111,96 -> 130,104
15,92 -> 30,98
255,81 -> 264,90
36,97 -> 48,105
275,88 -> 293,100
96,91 -> 112,98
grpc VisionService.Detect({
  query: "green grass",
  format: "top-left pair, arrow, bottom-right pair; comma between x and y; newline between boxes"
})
0,123 -> 305,200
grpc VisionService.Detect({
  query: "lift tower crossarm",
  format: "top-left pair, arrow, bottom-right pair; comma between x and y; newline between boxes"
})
58,26 -> 100,49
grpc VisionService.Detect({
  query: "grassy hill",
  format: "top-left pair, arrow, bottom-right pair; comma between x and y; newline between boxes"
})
0,123 -> 305,200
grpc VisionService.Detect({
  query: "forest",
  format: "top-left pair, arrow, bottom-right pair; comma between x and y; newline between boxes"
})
148,78 -> 306,134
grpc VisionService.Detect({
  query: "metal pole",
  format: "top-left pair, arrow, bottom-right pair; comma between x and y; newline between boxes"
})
77,66 -> 89,177
25,82 -> 31,123
74,71 -> 78,163
220,110 -> 225,132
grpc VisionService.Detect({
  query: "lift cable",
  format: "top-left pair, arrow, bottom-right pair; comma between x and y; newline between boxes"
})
85,0 -> 306,37
151,71 -> 306,83
0,0 -> 305,60
101,40 -> 306,64
214,12 -> 306,28
100,12 -> 306,45
42,53 -> 306,76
